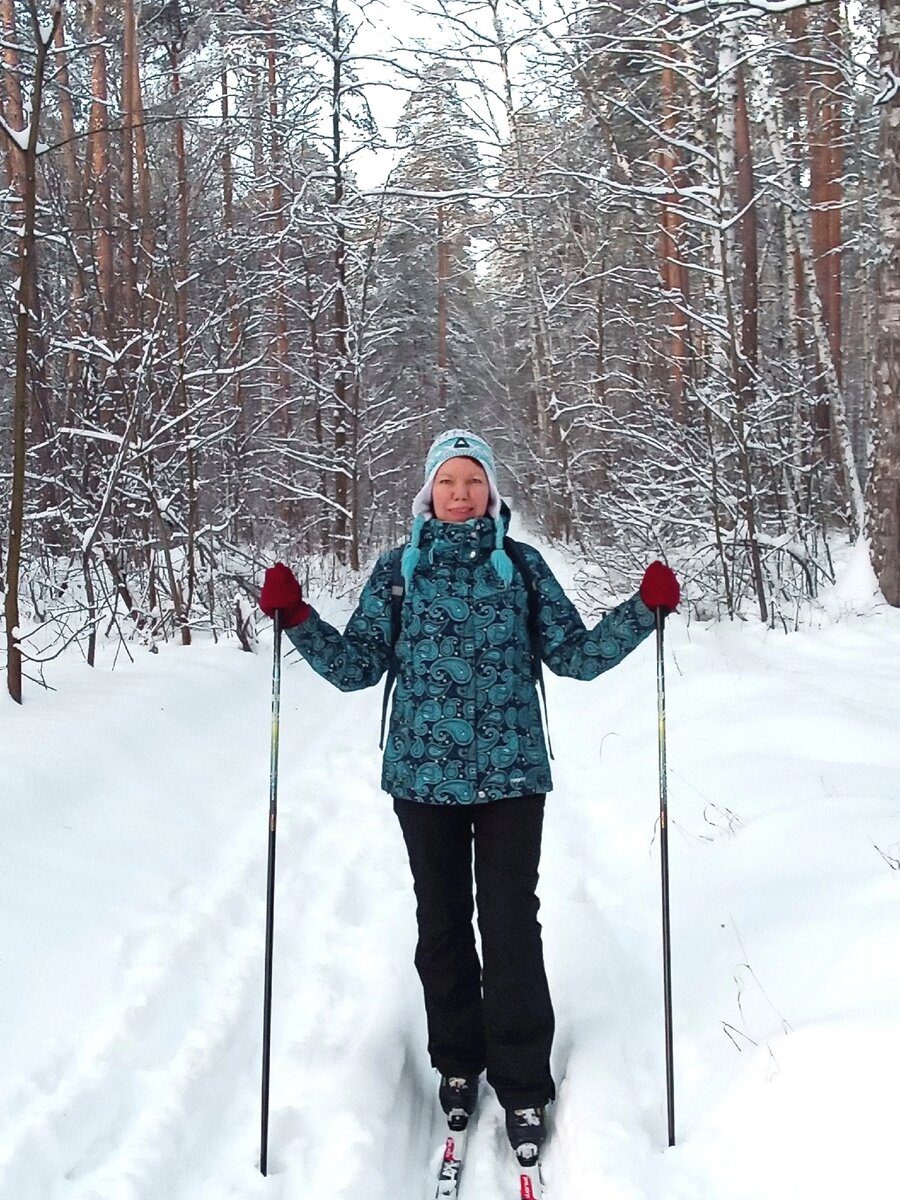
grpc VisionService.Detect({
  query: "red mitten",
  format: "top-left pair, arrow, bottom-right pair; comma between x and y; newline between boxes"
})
640,561 -> 680,613
259,562 -> 311,628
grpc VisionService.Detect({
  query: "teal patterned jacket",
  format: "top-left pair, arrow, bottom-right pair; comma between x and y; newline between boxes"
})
286,514 -> 656,805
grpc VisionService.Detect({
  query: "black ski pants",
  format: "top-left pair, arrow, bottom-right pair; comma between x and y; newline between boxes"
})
393,793 -> 555,1111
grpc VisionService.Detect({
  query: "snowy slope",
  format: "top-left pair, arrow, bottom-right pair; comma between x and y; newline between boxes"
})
2,548 -> 898,1200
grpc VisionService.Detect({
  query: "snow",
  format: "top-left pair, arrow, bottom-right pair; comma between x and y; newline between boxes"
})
0,113 -> 48,155
820,536 -> 882,615
2,542 -> 899,1200
0,115 -> 30,152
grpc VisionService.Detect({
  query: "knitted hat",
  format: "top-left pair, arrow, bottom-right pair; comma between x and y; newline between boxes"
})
411,429 -> 502,520
402,429 -> 513,586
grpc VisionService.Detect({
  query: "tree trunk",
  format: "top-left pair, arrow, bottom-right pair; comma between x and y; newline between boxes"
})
718,19 -> 768,622
170,42 -> 194,646
437,203 -> 449,410
86,0 -> 114,314
219,67 -> 247,542
54,9 -> 90,404
811,12 -> 844,385
120,0 -> 139,333
3,2 -> 61,702
0,0 -> 24,191
799,9 -> 844,450
130,13 -> 155,279
735,64 -> 758,403
331,0 -> 351,559
221,68 -> 235,230
659,52 -> 689,421
867,0 -> 900,603
266,19 -> 289,406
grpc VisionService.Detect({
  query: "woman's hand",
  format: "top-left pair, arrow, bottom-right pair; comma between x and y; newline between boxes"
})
259,562 -> 311,628
640,561 -> 680,614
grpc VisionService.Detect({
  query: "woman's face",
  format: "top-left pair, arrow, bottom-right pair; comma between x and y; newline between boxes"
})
431,457 -> 491,522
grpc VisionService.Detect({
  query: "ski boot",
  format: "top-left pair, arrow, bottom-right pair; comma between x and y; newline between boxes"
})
505,1106 -> 547,1167
439,1075 -> 480,1131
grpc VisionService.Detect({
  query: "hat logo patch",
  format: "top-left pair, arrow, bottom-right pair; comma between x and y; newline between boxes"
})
453,437 -> 470,448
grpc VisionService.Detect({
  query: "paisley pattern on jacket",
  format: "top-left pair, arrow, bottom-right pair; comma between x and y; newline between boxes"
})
286,515 -> 656,805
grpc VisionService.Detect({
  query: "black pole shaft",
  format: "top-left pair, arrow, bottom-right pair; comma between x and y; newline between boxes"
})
260,612 -> 282,1176
655,608 -> 675,1147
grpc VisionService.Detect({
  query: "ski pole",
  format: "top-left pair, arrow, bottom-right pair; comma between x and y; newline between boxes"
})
260,609 -> 282,1176
655,607 -> 676,1147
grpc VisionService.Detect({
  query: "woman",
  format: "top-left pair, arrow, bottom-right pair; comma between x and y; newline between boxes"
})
259,429 -> 679,1165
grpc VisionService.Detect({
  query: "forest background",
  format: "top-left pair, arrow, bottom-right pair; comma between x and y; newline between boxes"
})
1,0 -> 898,702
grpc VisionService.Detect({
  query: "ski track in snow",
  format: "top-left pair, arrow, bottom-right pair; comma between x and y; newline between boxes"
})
2,565 -> 900,1200
0,808 -> 266,1199
2,644 -> 442,1200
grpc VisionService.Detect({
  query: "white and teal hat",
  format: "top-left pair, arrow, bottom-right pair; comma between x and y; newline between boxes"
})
403,429 -> 512,585
411,429 -> 502,519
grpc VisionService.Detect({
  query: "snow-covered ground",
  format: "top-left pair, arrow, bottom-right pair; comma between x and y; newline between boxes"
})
2,542 -> 898,1200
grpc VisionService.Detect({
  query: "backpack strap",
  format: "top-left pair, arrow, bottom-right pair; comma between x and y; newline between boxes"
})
504,537 -> 553,759
379,548 -> 405,749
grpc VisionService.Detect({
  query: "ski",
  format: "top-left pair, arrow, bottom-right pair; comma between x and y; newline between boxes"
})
516,1160 -> 545,1200
431,1118 -> 546,1199
434,1128 -> 468,1199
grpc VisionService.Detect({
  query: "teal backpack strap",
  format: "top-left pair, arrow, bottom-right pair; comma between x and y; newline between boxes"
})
504,537 -> 553,760
380,548 -> 405,749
